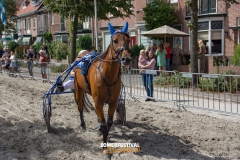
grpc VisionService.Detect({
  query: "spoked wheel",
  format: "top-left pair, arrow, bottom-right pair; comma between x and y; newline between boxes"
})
115,99 -> 126,125
43,101 -> 51,133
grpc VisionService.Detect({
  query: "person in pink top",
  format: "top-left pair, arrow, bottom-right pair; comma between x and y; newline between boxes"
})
139,51 -> 156,102
165,42 -> 171,71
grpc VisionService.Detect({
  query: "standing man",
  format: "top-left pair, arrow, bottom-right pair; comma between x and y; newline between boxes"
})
42,43 -> 50,62
39,50 -> 48,82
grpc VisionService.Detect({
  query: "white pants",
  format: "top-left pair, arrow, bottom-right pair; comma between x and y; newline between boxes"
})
63,80 -> 74,91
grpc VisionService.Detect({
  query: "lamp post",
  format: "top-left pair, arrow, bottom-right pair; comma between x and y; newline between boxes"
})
94,0 -> 98,51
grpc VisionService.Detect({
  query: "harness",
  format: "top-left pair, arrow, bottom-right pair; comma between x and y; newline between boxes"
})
83,32 -> 129,101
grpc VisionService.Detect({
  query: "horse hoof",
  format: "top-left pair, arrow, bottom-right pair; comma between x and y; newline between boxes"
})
102,150 -> 111,160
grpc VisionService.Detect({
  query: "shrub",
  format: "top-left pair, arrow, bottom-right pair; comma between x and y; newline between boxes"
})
77,35 -> 92,51
49,41 -> 69,61
232,44 -> 240,66
8,41 -> 19,52
129,44 -> 145,63
199,70 -> 240,92
49,64 -> 69,73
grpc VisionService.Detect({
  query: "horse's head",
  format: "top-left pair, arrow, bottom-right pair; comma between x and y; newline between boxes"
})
107,22 -> 132,67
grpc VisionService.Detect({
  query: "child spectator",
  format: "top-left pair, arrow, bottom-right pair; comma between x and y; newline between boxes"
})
138,49 -> 147,74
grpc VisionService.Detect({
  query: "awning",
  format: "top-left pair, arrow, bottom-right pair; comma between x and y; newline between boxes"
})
16,37 -> 23,45
34,37 -> 42,45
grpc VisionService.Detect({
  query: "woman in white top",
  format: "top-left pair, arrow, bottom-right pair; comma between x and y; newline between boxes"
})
10,51 -> 17,77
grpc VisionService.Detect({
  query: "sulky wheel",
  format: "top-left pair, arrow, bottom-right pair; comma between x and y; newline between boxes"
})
115,99 -> 126,125
44,102 -> 51,133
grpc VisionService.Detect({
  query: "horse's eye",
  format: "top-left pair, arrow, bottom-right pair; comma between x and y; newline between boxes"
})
113,40 -> 118,44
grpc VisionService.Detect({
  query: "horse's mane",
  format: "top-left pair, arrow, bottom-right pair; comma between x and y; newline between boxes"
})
93,45 -> 110,62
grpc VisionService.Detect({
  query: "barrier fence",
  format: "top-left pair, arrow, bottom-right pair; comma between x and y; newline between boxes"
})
1,60 -> 239,115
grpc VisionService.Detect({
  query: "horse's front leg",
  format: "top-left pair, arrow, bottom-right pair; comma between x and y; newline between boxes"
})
94,102 -> 109,154
107,101 -> 118,132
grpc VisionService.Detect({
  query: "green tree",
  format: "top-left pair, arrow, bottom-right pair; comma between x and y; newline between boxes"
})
143,0 -> 177,31
44,0 -> 134,63
7,41 -> 18,52
77,35 -> 92,51
42,32 -> 53,43
0,0 -> 19,33
49,41 -> 68,61
232,44 -> 240,66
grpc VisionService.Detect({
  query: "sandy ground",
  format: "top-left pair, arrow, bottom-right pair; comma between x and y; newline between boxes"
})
0,75 -> 240,160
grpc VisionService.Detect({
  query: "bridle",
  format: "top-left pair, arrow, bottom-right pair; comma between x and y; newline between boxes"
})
111,31 -> 130,62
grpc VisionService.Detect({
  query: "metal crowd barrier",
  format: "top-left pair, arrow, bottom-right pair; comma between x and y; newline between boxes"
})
121,68 -> 240,115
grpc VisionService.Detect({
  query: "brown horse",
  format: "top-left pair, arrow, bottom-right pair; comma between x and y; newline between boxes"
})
74,22 -> 131,155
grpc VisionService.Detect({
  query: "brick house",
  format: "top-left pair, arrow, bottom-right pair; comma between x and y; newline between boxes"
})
16,0 -> 92,46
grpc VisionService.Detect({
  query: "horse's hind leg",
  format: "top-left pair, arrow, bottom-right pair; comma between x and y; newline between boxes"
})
74,81 -> 86,129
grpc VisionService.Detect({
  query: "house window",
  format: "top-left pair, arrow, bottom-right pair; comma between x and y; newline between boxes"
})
198,21 -> 209,30
200,0 -> 216,14
33,18 -> 36,28
211,21 -> 222,29
25,18 -> 31,30
16,20 -> 21,32
83,17 -> 89,29
198,20 -> 223,55
52,14 -> 54,25
60,16 -> 66,31
147,0 -> 152,4
173,24 -> 182,49
170,0 -> 178,3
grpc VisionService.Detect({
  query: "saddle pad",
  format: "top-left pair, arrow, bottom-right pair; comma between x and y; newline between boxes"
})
76,52 -> 98,75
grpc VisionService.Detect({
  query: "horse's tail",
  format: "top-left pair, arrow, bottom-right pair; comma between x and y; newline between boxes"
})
82,93 -> 95,112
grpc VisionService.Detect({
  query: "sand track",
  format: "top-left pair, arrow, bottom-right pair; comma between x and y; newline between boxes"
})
0,75 -> 240,160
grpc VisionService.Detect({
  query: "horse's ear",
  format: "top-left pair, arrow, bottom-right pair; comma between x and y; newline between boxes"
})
107,22 -> 115,36
122,22 -> 128,33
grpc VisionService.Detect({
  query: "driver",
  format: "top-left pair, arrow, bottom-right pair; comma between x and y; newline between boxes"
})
56,50 -> 88,92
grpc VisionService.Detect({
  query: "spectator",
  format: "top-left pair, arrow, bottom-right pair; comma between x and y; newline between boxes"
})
138,49 -> 147,74
3,48 -> 9,57
29,46 -> 35,59
172,44 -> 183,65
0,47 -> 4,58
151,44 -> 157,54
155,43 -> 167,71
24,49 -> 35,78
9,51 -> 17,77
2,54 -> 10,73
198,40 -> 206,73
39,50 -> 48,83
139,51 -> 156,102
145,46 -> 151,57
42,43 -> 50,62
165,42 -> 171,71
